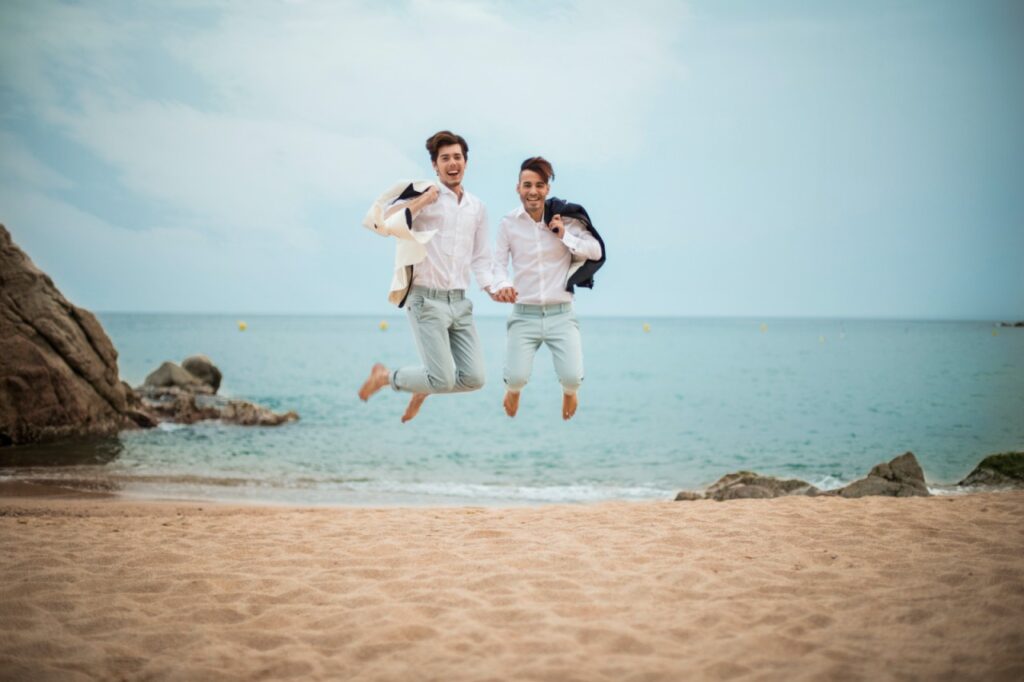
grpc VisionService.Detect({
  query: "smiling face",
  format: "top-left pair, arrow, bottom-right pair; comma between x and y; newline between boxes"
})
517,169 -> 550,219
432,143 -> 467,191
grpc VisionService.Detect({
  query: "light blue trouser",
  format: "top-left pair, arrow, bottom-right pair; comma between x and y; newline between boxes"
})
391,286 -> 486,394
504,302 -> 583,395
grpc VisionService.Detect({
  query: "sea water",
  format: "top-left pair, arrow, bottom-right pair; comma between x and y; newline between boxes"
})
3,314 -> 1022,505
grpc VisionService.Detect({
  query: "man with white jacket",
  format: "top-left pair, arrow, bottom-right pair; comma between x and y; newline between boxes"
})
358,130 -> 496,422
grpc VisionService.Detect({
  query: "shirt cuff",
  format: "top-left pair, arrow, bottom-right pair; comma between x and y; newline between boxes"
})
561,231 -> 583,252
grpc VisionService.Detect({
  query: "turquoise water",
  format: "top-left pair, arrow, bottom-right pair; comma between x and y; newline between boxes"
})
4,314 -> 1023,505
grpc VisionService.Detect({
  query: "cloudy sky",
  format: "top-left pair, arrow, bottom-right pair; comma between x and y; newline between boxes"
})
1,0 -> 1022,319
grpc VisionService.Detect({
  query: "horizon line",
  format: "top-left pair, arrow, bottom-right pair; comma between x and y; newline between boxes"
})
92,310 -> 1023,324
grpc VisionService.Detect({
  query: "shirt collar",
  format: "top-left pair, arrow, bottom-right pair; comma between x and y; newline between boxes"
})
514,205 -> 543,223
438,183 -> 464,199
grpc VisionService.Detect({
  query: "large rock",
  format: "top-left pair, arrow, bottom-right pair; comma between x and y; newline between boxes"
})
958,452 -> 1024,488
0,224 -> 151,445
833,452 -> 930,498
182,355 -> 222,392
675,471 -> 819,501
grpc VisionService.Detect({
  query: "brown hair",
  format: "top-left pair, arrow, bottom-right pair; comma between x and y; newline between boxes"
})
520,156 -> 554,184
425,130 -> 469,162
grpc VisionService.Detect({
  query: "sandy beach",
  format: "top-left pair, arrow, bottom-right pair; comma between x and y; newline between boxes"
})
1,489 -> 1022,681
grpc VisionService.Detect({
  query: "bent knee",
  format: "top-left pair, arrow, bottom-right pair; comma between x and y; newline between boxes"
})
426,372 -> 457,393
460,370 -> 486,391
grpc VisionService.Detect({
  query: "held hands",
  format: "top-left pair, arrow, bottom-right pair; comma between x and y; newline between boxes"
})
548,214 -> 565,239
489,287 -> 518,304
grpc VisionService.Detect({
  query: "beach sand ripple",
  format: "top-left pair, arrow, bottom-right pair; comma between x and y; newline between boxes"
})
1,493 -> 1023,680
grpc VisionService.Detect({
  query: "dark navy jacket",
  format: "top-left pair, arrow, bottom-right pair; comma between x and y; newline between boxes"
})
543,197 -> 606,294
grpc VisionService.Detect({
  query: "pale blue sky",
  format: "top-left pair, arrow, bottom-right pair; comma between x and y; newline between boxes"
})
1,0 -> 1021,319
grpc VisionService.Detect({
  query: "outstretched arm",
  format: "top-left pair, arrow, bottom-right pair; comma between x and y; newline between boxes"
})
489,219 -> 517,303
471,205 -> 499,294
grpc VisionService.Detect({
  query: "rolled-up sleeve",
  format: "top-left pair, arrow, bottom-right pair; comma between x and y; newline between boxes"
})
562,217 -> 603,260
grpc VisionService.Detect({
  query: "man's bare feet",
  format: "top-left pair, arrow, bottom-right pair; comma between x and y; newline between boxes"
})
358,363 -> 390,401
503,390 -> 520,417
401,393 -> 428,423
562,392 -> 578,420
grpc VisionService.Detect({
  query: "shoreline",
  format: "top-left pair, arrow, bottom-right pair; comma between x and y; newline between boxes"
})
0,471 -> 1008,510
0,472 -> 1003,510
3,492 -> 1022,680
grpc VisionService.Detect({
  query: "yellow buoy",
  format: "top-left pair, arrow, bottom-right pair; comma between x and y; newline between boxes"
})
379,320 -> 389,331
237,320 -> 247,332
759,323 -> 768,333
819,335 -> 826,343
992,328 -> 999,337
642,323 -> 651,333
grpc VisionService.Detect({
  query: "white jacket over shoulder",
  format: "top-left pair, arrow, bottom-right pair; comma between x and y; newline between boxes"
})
362,180 -> 438,305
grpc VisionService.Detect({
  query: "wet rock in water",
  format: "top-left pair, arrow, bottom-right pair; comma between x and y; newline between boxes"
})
674,471 -> 819,502
134,383 -> 298,427
832,452 -> 930,498
144,361 -> 212,394
137,389 -> 220,425
958,452 -> 1024,489
182,354 -> 222,393
220,400 -> 299,426
0,224 -> 151,445
138,354 -> 293,426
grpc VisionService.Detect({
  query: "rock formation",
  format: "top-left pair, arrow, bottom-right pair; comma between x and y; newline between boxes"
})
958,452 -> 1024,488
1,224 -> 297,445
0,224 -> 152,445
136,354 -> 297,427
144,361 -> 212,393
675,452 -> 931,501
674,472 -> 819,501
135,385 -> 298,427
832,452 -> 930,498
181,355 -> 222,393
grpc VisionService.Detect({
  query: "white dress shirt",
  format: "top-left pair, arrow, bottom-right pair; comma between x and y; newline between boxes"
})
395,184 -> 495,292
492,206 -> 604,305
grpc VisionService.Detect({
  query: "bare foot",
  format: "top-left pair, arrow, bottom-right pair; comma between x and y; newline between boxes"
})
358,363 -> 390,401
562,392 -> 578,420
401,393 -> 428,423
503,390 -> 520,417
